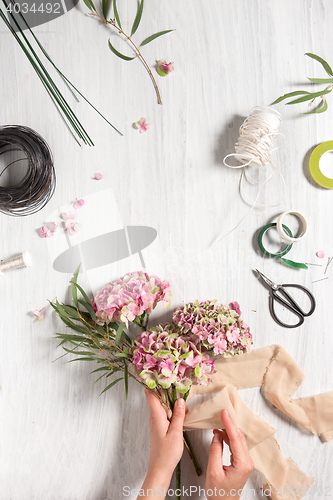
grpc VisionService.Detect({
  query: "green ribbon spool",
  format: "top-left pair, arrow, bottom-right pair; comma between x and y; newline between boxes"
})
309,140 -> 333,189
258,223 -> 308,269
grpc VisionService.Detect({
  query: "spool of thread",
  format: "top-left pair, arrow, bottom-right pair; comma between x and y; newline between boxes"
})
0,251 -> 32,275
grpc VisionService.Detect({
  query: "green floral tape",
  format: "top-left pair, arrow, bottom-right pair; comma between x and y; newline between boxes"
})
258,223 -> 293,258
258,223 -> 308,269
309,140 -> 333,189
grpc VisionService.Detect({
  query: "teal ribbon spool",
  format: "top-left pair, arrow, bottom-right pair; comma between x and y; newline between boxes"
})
258,223 -> 308,269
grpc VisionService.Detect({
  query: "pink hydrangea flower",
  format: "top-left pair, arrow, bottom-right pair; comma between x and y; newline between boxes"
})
73,198 -> 85,209
173,300 -> 252,357
93,271 -> 172,326
134,118 -> 150,133
131,323 -> 216,393
157,60 -> 174,77
39,226 -> 54,238
94,173 -> 103,180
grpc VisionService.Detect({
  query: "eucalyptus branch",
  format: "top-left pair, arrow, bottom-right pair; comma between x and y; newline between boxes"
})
83,0 -> 174,105
272,53 -> 333,114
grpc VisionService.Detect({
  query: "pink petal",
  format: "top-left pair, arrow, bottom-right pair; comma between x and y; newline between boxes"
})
134,118 -> 150,133
61,212 -> 77,221
316,250 -> 325,259
39,226 -> 54,238
94,173 -> 103,180
68,223 -> 82,235
33,307 -> 45,321
48,221 -> 58,231
73,198 -> 85,209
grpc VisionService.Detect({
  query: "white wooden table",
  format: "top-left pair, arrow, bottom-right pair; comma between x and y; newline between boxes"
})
0,1 -> 332,498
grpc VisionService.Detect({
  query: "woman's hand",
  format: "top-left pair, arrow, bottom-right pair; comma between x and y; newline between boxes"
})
205,409 -> 254,500
137,389 -> 187,499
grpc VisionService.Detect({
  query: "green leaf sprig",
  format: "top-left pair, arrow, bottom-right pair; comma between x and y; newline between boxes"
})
84,0 -> 174,105
0,0 -> 122,146
272,53 -> 333,114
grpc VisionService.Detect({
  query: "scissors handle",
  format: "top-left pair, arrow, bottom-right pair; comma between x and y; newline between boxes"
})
270,284 -> 316,328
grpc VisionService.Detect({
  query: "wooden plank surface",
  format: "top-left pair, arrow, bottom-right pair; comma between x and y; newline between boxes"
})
0,1 -> 332,498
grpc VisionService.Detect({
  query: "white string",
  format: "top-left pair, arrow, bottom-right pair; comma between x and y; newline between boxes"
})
213,107 -> 286,244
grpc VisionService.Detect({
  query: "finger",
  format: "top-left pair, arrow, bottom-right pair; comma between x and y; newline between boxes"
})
145,389 -> 168,425
207,430 -> 224,476
168,398 -> 186,435
220,409 -> 247,468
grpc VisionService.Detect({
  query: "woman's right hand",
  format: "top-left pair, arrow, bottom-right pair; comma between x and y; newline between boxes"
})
205,409 -> 254,500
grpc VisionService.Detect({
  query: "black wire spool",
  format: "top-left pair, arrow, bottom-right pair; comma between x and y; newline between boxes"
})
0,125 -> 56,216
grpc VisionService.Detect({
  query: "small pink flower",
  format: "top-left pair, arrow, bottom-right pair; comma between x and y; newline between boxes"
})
39,226 -> 54,238
316,250 -> 325,259
33,307 -> 45,321
61,212 -> 77,221
157,60 -> 174,77
73,198 -> 85,209
48,221 -> 58,231
134,118 -> 151,133
94,173 -> 103,180
66,222 -> 82,236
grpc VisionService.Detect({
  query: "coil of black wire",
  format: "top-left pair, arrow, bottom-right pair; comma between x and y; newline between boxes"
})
0,125 -> 55,216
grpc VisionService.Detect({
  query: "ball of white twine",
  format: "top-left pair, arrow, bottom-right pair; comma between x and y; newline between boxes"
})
214,107 -> 286,244
224,106 -> 285,207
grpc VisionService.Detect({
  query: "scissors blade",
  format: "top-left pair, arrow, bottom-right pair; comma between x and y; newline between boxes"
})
255,269 -> 277,290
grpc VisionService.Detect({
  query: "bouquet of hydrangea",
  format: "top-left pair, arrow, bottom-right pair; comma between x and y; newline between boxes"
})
51,270 -> 253,499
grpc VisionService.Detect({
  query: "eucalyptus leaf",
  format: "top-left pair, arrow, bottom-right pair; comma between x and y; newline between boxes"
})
307,77 -> 333,83
272,90 -> 310,105
71,281 -> 92,307
140,29 -> 174,47
115,322 -> 125,346
306,52 -> 333,77
68,357 -> 96,363
131,0 -> 144,36
113,0 -> 122,29
78,299 -> 96,321
71,267 -> 80,308
82,0 -> 97,13
100,377 -> 123,395
286,88 -> 332,105
115,352 -> 130,358
124,362 -> 129,401
102,0 -> 111,19
108,39 -> 135,61
56,333 -> 90,343
304,98 -> 328,114
91,366 -> 112,374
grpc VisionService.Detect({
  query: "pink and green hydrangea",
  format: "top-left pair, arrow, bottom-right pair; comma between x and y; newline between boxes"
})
92,271 -> 172,326
131,323 -> 216,393
172,300 -> 252,357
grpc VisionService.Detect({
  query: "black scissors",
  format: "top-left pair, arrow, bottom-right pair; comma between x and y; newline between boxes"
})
255,269 -> 316,328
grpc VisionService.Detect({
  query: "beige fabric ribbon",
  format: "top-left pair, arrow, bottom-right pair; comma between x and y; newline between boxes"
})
184,344 -> 333,499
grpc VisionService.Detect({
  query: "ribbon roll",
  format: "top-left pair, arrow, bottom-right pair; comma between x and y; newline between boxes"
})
309,141 -> 333,189
258,223 -> 293,258
257,223 -> 308,269
276,211 -> 308,244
